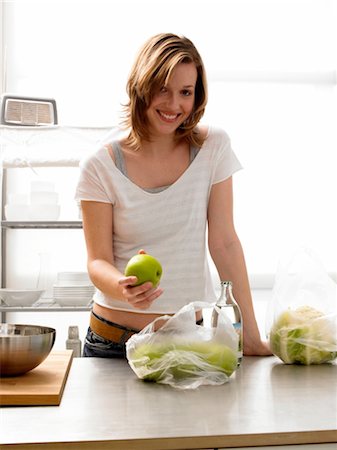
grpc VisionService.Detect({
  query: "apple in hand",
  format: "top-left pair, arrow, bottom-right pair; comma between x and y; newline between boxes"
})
124,253 -> 163,287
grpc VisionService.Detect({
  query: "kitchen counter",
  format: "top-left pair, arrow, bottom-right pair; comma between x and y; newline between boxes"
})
1,356 -> 336,449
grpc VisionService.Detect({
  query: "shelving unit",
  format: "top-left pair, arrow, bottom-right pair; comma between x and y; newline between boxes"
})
1,220 -> 82,229
0,305 -> 92,323
0,125 -> 114,322
0,220 -> 84,321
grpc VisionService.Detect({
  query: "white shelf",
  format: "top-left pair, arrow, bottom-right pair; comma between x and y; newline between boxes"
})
0,124 -> 119,167
0,300 -> 92,313
1,220 -> 82,229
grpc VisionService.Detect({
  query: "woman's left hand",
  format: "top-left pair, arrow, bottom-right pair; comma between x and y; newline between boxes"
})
243,339 -> 273,356
118,276 -> 163,310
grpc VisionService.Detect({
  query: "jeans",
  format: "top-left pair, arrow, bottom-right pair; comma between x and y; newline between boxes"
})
83,327 -> 127,358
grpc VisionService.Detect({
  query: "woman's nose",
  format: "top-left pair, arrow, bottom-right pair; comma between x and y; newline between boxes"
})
165,92 -> 179,109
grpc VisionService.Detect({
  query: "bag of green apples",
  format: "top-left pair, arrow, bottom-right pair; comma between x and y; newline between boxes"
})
126,301 -> 239,389
266,247 -> 337,365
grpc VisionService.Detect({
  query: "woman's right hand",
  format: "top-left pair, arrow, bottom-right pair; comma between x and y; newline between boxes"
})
118,276 -> 163,310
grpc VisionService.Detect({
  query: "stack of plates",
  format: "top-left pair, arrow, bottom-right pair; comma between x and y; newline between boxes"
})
53,272 -> 95,306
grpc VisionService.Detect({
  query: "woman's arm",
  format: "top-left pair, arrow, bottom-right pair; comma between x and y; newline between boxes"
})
81,200 -> 163,310
207,177 -> 271,356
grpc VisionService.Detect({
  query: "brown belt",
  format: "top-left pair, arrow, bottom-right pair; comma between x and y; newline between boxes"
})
90,312 -> 204,344
90,312 -> 138,344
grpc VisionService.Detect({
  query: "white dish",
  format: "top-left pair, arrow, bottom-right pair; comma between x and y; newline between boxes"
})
56,272 -> 91,286
28,204 -> 60,221
57,271 -> 89,278
30,180 -> 55,192
55,297 -> 93,307
53,285 -> 95,290
0,289 -> 44,307
30,191 -> 59,205
54,293 -> 94,299
7,193 -> 29,205
4,204 -> 29,221
53,282 -> 95,306
54,292 -> 94,298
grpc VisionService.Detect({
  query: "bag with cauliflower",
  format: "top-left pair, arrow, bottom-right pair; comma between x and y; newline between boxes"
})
266,248 -> 337,365
126,301 -> 239,389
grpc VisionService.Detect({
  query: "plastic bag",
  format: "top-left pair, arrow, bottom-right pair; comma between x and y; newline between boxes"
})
126,301 -> 239,389
266,247 -> 337,365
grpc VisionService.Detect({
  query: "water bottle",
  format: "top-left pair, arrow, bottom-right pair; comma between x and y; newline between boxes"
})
211,281 -> 243,365
66,326 -> 82,357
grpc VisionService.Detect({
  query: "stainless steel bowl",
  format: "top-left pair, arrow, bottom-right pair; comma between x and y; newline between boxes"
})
0,324 -> 56,377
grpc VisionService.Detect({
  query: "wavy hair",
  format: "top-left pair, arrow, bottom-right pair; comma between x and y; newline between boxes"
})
121,33 -> 208,151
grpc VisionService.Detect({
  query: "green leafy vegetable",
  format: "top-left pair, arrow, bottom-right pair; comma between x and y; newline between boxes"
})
269,306 -> 337,365
129,340 -> 238,382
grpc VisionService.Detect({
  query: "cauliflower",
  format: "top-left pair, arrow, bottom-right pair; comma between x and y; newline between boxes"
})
269,306 -> 337,365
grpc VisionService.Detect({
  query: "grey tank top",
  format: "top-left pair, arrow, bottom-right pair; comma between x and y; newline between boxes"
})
111,141 -> 200,193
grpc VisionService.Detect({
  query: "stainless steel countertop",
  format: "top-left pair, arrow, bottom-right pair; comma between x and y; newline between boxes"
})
1,356 -> 336,449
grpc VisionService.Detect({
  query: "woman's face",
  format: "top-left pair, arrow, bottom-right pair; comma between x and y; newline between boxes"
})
146,62 -> 197,137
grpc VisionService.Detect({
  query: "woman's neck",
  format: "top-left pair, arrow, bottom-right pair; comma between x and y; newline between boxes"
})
140,134 -> 179,156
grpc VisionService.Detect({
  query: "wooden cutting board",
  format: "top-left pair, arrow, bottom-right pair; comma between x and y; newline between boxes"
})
0,350 -> 73,406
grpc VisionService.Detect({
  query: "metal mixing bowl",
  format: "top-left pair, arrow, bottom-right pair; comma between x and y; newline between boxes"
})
0,324 -> 56,377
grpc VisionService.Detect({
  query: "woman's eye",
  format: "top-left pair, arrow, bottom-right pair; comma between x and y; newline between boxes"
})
182,89 -> 192,97
160,87 -> 167,93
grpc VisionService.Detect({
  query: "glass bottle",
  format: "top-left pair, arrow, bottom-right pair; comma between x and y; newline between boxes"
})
66,326 -> 82,357
211,281 -> 243,365
36,252 -> 52,299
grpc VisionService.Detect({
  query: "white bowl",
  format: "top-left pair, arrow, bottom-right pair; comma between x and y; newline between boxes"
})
57,271 -> 90,280
30,180 -> 55,192
56,272 -> 91,286
30,191 -> 59,205
4,204 -> 29,221
7,193 -> 29,205
0,289 -> 44,307
28,204 -> 60,221
55,297 -> 93,307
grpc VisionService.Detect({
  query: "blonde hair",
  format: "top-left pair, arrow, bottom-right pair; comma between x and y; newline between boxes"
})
121,33 -> 208,151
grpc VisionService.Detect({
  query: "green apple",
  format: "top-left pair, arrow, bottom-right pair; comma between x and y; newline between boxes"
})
124,253 -> 163,287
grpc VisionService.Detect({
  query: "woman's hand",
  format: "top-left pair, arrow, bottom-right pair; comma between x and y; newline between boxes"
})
243,334 -> 273,356
118,276 -> 163,310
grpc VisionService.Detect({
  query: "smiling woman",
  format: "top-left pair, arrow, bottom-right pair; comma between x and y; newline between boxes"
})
1,0 -> 336,286
72,31 -> 274,360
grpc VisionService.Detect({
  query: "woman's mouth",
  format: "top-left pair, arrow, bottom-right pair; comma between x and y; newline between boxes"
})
157,110 -> 180,123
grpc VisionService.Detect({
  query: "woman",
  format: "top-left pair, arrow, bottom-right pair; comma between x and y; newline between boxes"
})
75,33 -> 271,358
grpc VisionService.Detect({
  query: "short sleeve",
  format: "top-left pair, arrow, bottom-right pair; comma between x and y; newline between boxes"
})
74,152 -> 113,204
210,128 -> 243,184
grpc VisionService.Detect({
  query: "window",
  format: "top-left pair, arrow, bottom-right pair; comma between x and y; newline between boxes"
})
1,0 -> 336,286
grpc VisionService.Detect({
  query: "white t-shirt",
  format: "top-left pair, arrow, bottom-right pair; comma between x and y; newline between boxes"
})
75,125 -> 242,313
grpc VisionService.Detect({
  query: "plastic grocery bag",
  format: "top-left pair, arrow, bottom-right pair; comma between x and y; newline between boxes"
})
126,301 -> 239,389
266,247 -> 337,365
